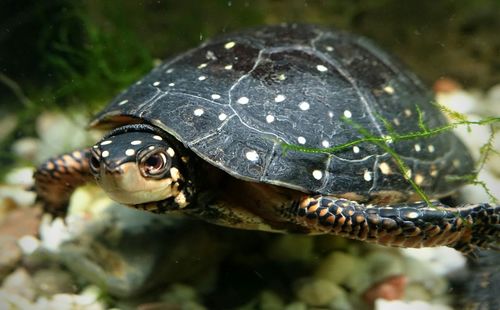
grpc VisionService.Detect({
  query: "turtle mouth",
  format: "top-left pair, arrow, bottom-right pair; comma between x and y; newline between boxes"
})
97,162 -> 178,205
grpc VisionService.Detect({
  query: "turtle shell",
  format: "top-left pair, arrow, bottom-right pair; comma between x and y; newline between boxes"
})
91,24 -> 474,200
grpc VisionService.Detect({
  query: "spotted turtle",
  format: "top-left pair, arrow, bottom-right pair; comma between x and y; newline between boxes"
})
34,24 -> 499,253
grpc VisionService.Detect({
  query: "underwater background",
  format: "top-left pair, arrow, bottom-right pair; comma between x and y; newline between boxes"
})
1,1 -> 500,309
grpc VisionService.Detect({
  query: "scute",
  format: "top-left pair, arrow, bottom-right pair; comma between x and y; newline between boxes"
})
91,24 -> 474,200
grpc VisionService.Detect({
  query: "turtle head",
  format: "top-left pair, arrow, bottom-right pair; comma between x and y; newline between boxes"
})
89,124 -> 192,209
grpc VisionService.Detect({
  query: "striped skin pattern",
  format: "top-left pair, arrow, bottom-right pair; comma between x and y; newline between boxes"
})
295,196 -> 500,253
33,148 -> 93,217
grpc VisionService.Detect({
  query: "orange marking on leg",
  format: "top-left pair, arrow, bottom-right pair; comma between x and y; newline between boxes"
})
319,208 -> 329,217
72,151 -> 83,159
308,203 -> 319,213
46,161 -> 55,170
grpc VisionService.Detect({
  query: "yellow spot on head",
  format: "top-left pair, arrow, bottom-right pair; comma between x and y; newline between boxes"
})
170,167 -> 181,181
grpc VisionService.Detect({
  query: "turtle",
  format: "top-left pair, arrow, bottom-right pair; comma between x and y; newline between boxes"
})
34,24 -> 499,253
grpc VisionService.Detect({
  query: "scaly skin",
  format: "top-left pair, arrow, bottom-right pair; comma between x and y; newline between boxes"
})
33,148 -> 93,217
294,196 -> 500,253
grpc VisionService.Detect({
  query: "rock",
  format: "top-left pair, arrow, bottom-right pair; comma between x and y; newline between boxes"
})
160,283 -> 201,305
284,301 -> 308,310
4,167 -> 35,187
39,189 -> 225,297
0,290 -> 33,310
0,236 -> 22,280
137,301 -> 205,310
32,268 -> 77,296
35,293 -> 106,310
0,267 -> 36,301
433,77 -> 462,93
460,168 -> 500,205
362,275 -> 407,306
374,299 -> 452,310
435,89 -> 480,115
343,250 -> 404,295
18,235 -> 41,255
314,251 -> 361,285
35,112 -> 94,162
401,247 -> 466,276
404,283 -> 433,301
11,138 -> 39,162
267,234 -> 314,262
295,278 -> 346,307
0,185 -> 36,208
0,113 -> 17,143
258,290 -> 285,310
0,196 -> 17,221
0,206 -> 40,239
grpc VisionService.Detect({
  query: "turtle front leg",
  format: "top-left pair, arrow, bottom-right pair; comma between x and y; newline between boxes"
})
293,196 -> 499,253
33,148 -> 94,217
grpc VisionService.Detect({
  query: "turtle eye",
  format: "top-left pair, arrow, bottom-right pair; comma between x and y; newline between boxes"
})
141,151 -> 170,177
89,153 -> 101,174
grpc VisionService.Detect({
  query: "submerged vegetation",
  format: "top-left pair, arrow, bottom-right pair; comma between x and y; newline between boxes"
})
281,108 -> 500,204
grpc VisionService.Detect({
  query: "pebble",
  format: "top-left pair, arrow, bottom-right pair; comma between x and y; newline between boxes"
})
375,299 -> 452,310
267,235 -> 314,262
35,112 -> 92,162
0,207 -> 40,239
295,278 -> 346,307
11,137 -> 39,162
362,275 -> 407,305
33,268 -> 77,296
436,89 -> 479,114
5,167 -> 35,187
0,185 -> 36,207
344,250 -> 404,294
258,290 -> 285,310
0,236 -> 22,280
401,247 -> 466,276
0,113 -> 17,142
314,251 -> 361,284
1,267 -> 36,301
